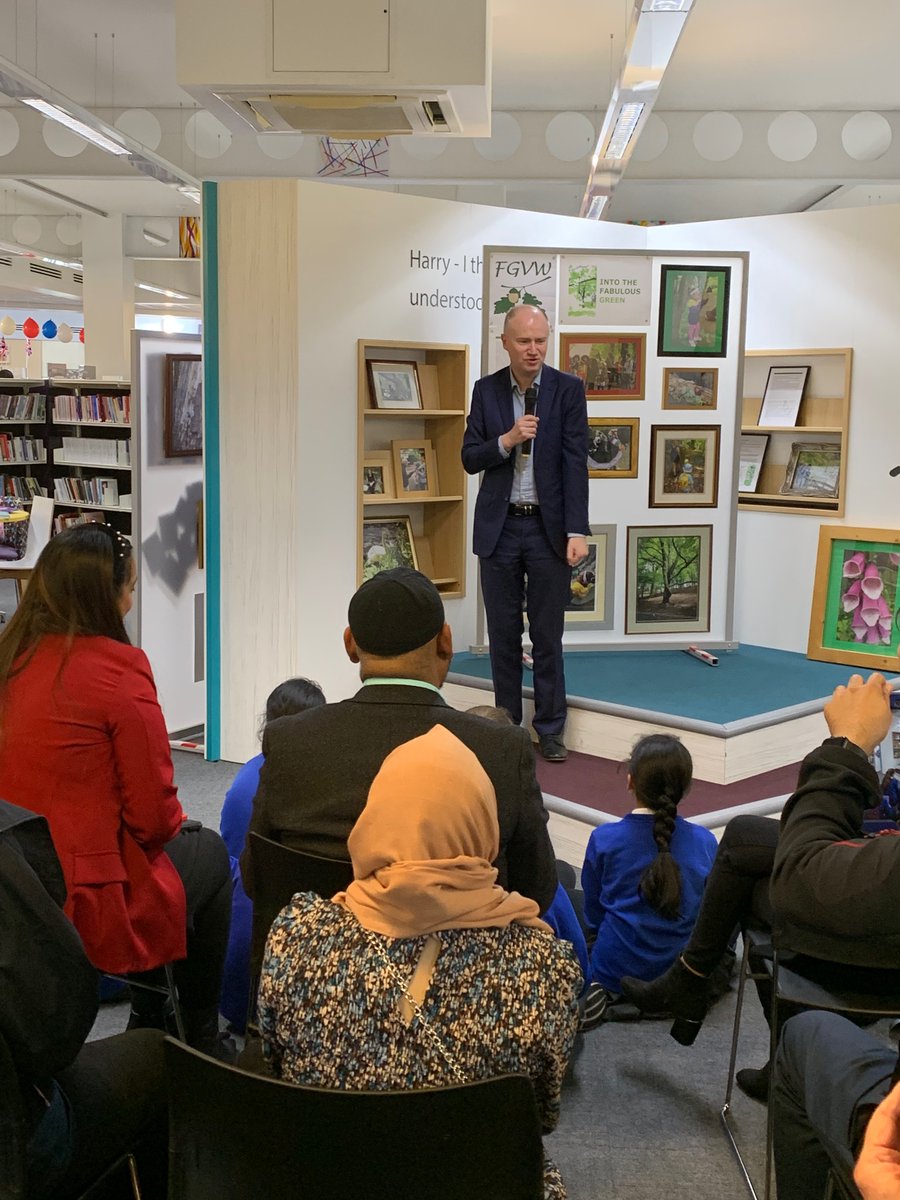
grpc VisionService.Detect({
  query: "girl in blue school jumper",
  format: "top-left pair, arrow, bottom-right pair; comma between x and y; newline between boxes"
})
580,734 -> 717,1025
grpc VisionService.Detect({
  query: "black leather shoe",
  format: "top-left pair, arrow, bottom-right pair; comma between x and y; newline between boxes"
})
736,1062 -> 771,1103
539,734 -> 568,762
620,957 -> 711,1046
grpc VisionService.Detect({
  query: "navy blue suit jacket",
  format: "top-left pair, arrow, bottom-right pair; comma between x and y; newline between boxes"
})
461,363 -> 590,560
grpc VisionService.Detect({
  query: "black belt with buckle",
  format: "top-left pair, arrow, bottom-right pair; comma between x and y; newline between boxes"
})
508,503 -> 540,517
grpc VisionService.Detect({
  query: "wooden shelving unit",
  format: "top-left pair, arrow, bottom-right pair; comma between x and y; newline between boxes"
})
358,339 -> 469,598
738,347 -> 852,516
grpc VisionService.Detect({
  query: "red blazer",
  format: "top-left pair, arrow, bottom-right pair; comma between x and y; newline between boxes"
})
0,634 -> 187,973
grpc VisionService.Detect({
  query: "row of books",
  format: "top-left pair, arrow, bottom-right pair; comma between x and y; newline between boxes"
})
55,436 -> 131,466
0,476 -> 46,499
0,395 -> 45,421
0,435 -> 45,464
54,475 -> 123,507
52,394 -> 131,424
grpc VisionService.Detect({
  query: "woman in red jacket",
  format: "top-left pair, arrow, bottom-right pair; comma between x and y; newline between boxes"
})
0,522 -> 231,1053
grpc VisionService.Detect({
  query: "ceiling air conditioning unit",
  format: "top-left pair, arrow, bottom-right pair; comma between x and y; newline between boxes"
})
176,0 -> 490,137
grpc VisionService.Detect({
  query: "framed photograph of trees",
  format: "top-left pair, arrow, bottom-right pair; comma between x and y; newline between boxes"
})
626,524 -> 713,634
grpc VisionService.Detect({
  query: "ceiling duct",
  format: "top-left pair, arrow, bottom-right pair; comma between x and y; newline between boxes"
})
176,0 -> 490,137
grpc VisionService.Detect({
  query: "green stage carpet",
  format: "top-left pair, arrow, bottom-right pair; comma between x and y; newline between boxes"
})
450,643 -> 898,726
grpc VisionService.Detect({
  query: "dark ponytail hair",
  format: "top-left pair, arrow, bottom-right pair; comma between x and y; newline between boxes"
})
629,734 -> 693,920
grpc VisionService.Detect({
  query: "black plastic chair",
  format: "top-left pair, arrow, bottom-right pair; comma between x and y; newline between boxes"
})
722,930 -> 900,1200
164,1037 -> 544,1200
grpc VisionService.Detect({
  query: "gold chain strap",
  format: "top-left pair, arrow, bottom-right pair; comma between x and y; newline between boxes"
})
361,926 -> 469,1086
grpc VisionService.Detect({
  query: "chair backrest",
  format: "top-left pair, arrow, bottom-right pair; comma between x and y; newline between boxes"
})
0,1028 -> 27,1200
248,832 -> 353,978
164,1038 -> 544,1200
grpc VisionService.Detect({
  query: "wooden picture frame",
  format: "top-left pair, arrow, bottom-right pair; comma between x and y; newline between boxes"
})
587,417 -> 639,479
807,525 -> 900,671
362,515 -> 418,580
391,439 -> 438,498
164,353 -> 202,457
662,367 -> 719,410
626,524 -> 713,635
362,451 -> 395,499
781,441 -> 841,499
559,332 -> 646,400
649,425 -> 720,508
366,360 -> 422,410
564,524 -> 616,629
657,265 -> 731,358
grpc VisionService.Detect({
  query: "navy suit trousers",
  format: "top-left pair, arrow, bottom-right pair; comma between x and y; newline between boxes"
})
479,513 -> 570,736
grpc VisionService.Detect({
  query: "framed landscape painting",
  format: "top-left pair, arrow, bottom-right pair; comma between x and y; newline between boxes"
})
649,425 -> 720,508
808,525 -> 900,671
366,360 -> 422,410
657,266 -> 731,358
587,417 -> 639,479
559,332 -> 645,400
564,524 -> 616,629
626,524 -> 713,635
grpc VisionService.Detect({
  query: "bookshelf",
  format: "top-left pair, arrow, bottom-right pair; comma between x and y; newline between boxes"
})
357,339 -> 468,599
738,348 -> 852,516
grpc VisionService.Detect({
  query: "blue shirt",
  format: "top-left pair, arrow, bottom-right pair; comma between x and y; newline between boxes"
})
500,368 -> 542,504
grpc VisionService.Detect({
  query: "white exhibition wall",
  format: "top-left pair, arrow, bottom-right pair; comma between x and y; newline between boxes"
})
649,206 -> 900,653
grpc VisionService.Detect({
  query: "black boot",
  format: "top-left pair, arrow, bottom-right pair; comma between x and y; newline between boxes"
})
619,957 -> 711,1046
183,1007 -> 237,1064
736,1061 -> 771,1103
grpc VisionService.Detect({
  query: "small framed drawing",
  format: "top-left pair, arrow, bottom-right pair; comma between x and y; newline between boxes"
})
559,332 -> 645,400
738,434 -> 769,493
758,365 -> 810,427
657,266 -> 731,358
662,367 -> 718,410
362,516 -> 418,581
808,524 -> 900,670
565,524 -> 616,629
366,360 -> 422,410
626,524 -> 713,635
362,451 -> 395,499
164,353 -> 202,457
781,441 -> 841,499
587,417 -> 639,478
649,425 -> 720,507
391,439 -> 438,498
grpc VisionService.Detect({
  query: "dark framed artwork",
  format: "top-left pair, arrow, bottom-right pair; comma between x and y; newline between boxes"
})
559,332 -> 646,400
164,354 -> 202,458
649,425 -> 720,508
362,516 -> 418,581
366,360 -> 422,410
657,266 -> 731,358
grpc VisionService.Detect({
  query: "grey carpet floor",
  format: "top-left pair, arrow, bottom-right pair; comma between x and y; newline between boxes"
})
93,751 -> 778,1198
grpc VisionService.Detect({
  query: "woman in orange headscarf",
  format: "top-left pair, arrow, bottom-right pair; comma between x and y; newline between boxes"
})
258,724 -> 582,1199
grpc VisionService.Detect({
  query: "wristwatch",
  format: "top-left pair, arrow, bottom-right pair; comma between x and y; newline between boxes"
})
822,736 -> 869,760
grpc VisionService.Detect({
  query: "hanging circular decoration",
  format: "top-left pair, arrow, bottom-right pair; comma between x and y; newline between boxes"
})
0,316 -> 15,335
79,327 -> 85,343
22,318 -> 39,339
41,320 -> 57,339
57,322 -> 73,343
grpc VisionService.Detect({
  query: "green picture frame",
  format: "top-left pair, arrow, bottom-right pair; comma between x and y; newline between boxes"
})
657,265 -> 731,358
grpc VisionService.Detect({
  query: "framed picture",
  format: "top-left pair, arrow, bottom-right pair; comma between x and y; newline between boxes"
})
649,425 -> 720,508
366,360 -> 422,410
808,525 -> 900,670
657,266 -> 731,358
362,516 -> 418,581
587,417 -> 639,479
758,365 -> 810,427
362,451 -> 395,499
565,524 -> 616,629
164,354 -> 202,457
559,332 -> 645,400
662,367 -> 719,410
626,524 -> 713,635
781,441 -> 841,499
738,434 -> 769,493
391,439 -> 438,498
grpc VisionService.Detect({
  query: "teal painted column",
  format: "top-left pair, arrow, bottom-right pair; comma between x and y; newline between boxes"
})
201,182 -> 221,760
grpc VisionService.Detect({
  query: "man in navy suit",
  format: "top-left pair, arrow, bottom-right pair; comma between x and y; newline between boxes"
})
462,305 -> 589,761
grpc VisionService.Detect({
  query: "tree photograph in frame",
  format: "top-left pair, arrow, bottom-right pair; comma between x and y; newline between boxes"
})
164,353 -> 202,458
587,417 -> 639,479
362,451 -> 395,499
657,265 -> 731,358
366,360 -> 422,410
649,425 -> 720,508
662,367 -> 719,410
565,524 -> 616,629
559,332 -> 645,400
362,516 -> 418,581
626,524 -> 713,635
807,525 -> 900,671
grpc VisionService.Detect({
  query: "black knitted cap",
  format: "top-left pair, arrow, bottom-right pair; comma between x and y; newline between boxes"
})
348,568 -> 445,656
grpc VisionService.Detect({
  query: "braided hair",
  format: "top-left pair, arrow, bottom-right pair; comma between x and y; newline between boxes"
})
629,734 -> 693,920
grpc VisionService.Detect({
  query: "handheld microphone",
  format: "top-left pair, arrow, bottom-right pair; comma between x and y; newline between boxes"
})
521,385 -> 537,457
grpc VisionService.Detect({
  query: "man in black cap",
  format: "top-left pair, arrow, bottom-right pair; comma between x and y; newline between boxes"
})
241,568 -> 557,911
